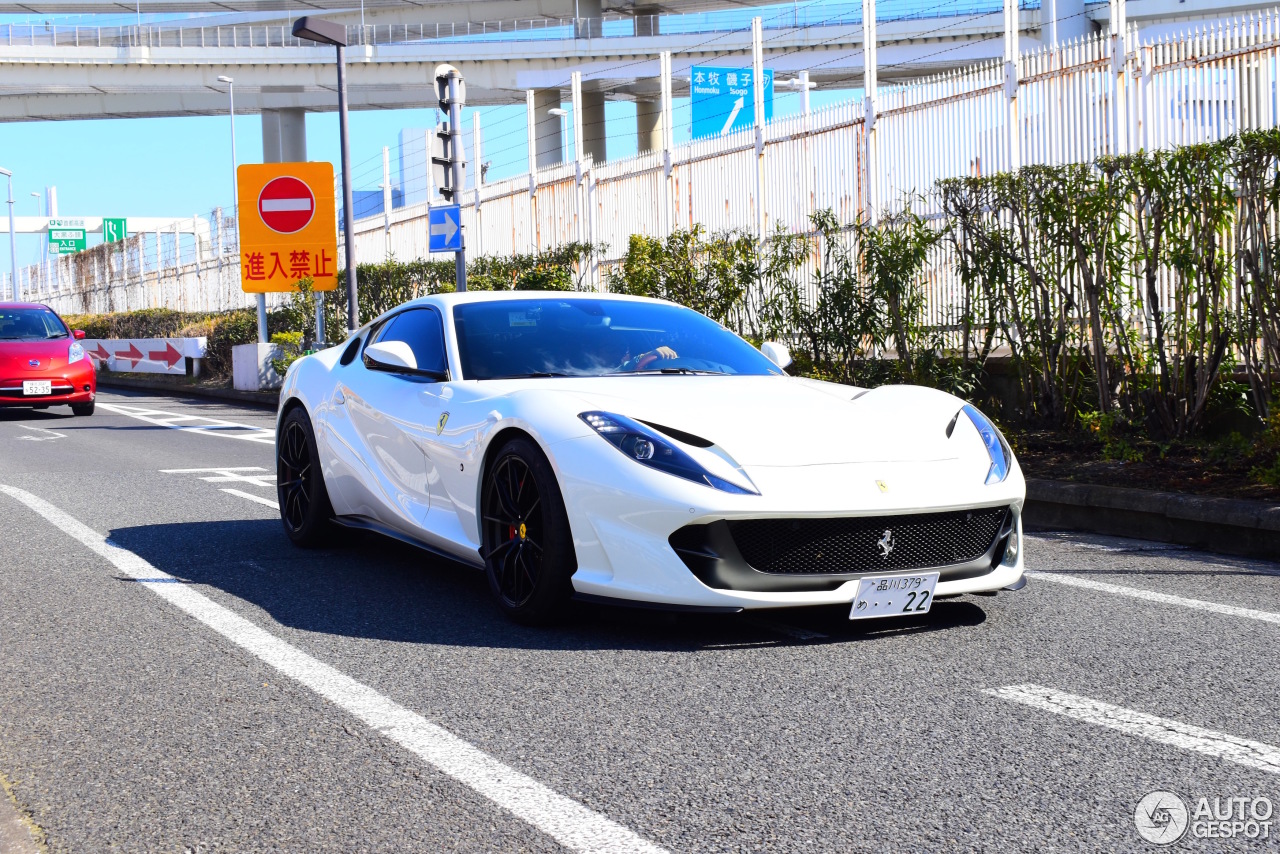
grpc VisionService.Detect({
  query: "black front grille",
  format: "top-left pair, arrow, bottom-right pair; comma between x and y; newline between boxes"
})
727,507 -> 1009,575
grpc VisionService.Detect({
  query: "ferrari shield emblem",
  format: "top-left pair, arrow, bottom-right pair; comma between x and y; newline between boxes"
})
436,411 -> 450,436
875,480 -> 889,493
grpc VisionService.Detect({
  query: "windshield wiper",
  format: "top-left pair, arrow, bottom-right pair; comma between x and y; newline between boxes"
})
622,367 -> 728,376
487,371 -> 575,379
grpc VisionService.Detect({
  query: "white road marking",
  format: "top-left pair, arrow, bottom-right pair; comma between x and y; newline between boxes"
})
221,488 -> 279,509
1031,571 -> 1280,625
985,684 -> 1280,776
15,425 -> 66,442
0,484 -> 666,854
97,401 -> 276,445
163,466 -> 276,488
744,616 -> 828,641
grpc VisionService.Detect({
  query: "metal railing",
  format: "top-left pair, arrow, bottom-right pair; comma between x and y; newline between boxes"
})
0,0 -> 1035,50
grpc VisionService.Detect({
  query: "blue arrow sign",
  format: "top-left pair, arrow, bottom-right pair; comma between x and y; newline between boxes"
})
691,66 -> 774,140
428,205 -> 463,252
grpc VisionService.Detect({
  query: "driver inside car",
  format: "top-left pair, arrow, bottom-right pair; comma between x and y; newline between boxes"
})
620,344 -> 679,372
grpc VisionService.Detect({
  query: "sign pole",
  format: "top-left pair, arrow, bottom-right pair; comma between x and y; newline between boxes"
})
2,170 -> 16,301
337,42 -> 359,333
447,70 -> 467,292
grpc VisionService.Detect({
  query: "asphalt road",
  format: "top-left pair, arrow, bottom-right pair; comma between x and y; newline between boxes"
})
0,389 -> 1276,853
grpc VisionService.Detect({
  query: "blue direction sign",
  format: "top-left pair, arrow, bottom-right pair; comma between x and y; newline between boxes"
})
428,205 -> 463,253
691,66 -> 774,140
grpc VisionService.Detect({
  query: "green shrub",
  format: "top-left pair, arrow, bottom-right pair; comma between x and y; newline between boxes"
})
270,331 -> 306,377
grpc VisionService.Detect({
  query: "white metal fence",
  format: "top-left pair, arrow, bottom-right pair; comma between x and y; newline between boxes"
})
21,5 -> 1280,319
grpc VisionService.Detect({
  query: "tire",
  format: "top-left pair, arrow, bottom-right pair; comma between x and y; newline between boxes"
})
276,406 -> 335,547
480,436 -> 577,625
71,402 -> 94,416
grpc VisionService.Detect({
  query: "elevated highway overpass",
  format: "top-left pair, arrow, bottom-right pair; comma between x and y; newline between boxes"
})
0,0 -> 1259,165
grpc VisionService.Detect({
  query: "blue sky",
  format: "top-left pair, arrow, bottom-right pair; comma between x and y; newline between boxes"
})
1,85 -> 856,278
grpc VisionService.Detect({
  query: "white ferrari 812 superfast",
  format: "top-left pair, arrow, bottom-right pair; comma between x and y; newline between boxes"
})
276,291 -> 1025,624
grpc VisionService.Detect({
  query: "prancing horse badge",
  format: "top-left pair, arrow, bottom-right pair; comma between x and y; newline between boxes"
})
436,411 -> 450,436
875,480 -> 889,493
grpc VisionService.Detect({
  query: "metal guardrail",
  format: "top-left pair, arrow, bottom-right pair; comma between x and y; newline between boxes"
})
0,0 -> 1037,50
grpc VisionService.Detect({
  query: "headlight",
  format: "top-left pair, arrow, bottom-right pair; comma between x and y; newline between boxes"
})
67,342 -> 85,364
580,411 -> 758,495
962,404 -> 1011,484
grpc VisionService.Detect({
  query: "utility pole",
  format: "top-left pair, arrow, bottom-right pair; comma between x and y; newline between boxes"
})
432,64 -> 468,291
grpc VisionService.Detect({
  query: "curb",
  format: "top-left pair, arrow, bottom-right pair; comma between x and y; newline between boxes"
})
1025,478 -> 1280,560
97,375 -> 280,410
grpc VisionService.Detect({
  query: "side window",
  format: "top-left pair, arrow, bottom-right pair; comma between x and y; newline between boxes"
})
370,308 -> 448,376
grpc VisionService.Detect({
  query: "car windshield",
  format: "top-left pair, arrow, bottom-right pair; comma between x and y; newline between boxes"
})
0,308 -> 69,341
453,298 -> 783,380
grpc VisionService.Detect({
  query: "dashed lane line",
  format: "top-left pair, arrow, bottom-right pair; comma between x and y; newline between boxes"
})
1030,571 -> 1280,626
0,483 -> 667,854
96,401 -> 276,444
985,684 -> 1280,776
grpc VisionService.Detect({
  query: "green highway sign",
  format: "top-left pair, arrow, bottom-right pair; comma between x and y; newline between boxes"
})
47,218 -> 87,255
49,229 -> 86,254
103,217 -> 127,243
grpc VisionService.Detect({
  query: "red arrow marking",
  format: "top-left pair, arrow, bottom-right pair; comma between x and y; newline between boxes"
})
89,343 -> 112,362
115,343 -> 145,368
148,342 -> 184,369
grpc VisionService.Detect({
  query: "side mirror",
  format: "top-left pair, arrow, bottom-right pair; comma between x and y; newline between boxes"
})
364,340 -> 418,371
760,341 -> 792,370
73,329 -> 86,340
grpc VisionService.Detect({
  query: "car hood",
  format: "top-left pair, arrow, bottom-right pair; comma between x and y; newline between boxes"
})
499,375 -> 969,467
0,339 -> 76,373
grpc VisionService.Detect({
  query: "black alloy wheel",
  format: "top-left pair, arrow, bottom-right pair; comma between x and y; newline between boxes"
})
277,407 -> 334,546
481,437 -> 576,624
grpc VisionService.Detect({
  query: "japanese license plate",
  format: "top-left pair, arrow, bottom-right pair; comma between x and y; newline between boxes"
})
22,380 -> 52,396
850,572 -> 939,620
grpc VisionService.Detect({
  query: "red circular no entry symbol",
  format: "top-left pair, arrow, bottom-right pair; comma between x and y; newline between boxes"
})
257,176 -> 316,234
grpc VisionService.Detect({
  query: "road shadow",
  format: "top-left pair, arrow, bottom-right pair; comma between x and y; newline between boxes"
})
107,518 -> 989,653
0,407 -> 79,422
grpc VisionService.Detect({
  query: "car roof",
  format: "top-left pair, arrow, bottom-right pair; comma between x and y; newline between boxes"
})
0,302 -> 53,311
419,290 -> 669,309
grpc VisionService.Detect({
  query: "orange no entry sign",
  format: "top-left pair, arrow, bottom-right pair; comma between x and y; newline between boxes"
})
237,162 -> 337,293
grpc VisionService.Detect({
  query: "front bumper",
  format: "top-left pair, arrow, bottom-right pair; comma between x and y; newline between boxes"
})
0,362 -> 96,406
552,434 -> 1027,611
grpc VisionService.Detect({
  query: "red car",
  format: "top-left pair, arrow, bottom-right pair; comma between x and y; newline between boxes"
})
0,302 -> 96,416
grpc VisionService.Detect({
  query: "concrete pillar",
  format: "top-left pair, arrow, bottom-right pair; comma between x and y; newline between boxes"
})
262,108 -> 307,162
634,5 -> 661,37
532,88 -> 564,168
1043,0 -> 1089,46
582,89 -> 607,164
636,98 -> 662,153
575,0 -> 601,39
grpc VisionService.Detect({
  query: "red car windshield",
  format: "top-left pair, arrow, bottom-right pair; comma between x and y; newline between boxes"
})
0,308 -> 69,341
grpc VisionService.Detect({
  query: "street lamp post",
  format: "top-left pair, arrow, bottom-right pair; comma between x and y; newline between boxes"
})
548,107 -> 569,162
0,168 -> 16,301
30,191 -> 44,293
292,15 -> 358,335
217,75 -> 266,344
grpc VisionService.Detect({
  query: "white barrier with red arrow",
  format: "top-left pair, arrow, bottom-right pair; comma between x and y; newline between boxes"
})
84,338 -> 208,375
